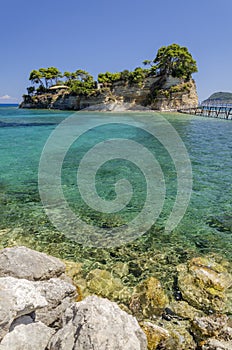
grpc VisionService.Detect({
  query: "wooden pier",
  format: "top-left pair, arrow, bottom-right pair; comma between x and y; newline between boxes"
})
178,104 -> 232,120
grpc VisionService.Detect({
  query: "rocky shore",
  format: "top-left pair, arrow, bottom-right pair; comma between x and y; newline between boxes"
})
0,246 -> 232,349
20,76 -> 198,112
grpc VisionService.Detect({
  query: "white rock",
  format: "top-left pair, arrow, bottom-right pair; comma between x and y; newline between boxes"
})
0,322 -> 54,350
49,295 -> 147,350
0,277 -> 47,340
35,278 -> 77,326
0,246 -> 65,280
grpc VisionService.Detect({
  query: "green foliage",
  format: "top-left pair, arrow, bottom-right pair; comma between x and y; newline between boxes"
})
29,70 -> 43,86
29,67 -> 62,88
27,86 -> 35,96
67,70 -> 95,96
120,70 -> 130,81
128,67 -> 146,87
63,71 -> 77,81
38,67 -> 62,88
142,60 -> 152,67
26,44 -> 198,98
151,43 -> 198,79
169,82 -> 192,93
36,85 -> 47,94
98,71 -> 121,85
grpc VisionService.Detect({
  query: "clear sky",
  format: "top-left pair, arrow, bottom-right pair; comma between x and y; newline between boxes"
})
1,0 -> 232,103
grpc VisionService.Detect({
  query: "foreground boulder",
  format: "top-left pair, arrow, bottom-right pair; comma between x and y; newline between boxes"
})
0,322 -> 54,350
49,295 -> 147,350
0,246 -> 65,280
0,276 -> 47,340
0,246 -> 147,350
34,278 -> 76,327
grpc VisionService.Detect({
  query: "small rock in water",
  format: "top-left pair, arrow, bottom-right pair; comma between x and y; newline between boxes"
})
207,214 -> 232,233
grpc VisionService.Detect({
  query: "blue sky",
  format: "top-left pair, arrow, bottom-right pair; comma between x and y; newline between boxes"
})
0,0 -> 232,103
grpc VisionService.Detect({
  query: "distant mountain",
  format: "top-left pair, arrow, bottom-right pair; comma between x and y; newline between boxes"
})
202,91 -> 232,104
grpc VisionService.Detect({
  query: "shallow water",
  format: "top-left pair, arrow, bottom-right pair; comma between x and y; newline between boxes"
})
0,105 -> 231,284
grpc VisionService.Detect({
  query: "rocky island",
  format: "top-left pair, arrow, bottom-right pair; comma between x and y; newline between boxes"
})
20,44 -> 198,112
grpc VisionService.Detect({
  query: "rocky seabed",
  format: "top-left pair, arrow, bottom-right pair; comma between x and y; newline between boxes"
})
0,246 -> 232,350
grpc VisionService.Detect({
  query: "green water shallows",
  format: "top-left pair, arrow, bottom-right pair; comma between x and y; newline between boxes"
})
0,105 -> 231,283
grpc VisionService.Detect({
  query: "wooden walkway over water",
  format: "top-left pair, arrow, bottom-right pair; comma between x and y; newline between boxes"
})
178,104 -> 232,120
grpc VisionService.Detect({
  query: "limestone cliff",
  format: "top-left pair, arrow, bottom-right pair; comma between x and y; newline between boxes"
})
20,75 -> 198,112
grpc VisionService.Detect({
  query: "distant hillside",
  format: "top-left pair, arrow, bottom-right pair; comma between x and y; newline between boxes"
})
203,91 -> 232,104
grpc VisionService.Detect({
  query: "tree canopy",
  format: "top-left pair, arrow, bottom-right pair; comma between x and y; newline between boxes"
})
150,43 -> 198,79
26,44 -> 198,97
66,70 -> 95,95
29,67 -> 62,88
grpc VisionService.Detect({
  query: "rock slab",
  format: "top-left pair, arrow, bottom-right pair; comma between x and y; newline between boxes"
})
49,295 -> 147,350
0,246 -> 65,281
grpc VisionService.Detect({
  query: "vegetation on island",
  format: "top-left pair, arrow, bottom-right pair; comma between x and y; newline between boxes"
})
203,91 -> 232,104
143,43 -> 197,79
25,44 -> 198,98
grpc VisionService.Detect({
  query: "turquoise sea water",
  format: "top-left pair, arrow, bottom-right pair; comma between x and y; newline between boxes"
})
0,105 -> 231,284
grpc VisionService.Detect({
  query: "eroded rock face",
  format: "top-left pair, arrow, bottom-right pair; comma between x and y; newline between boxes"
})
190,315 -> 232,349
177,257 -> 232,312
0,246 -> 65,281
152,79 -> 198,111
48,296 -> 147,350
20,75 -> 198,111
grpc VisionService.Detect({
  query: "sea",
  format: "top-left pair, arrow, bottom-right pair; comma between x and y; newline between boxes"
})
0,104 -> 231,285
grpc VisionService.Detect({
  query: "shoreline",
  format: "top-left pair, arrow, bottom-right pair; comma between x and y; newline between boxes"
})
19,101 -> 185,114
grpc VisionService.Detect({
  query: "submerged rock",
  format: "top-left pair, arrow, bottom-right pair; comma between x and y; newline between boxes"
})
141,321 -> 170,349
129,276 -> 168,318
208,214 -> 232,233
192,314 -> 228,339
48,295 -> 147,350
162,320 -> 197,350
170,300 -> 204,320
86,268 -> 131,303
191,315 -> 232,349
202,338 -> 232,350
177,257 -> 232,312
0,246 -> 65,280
